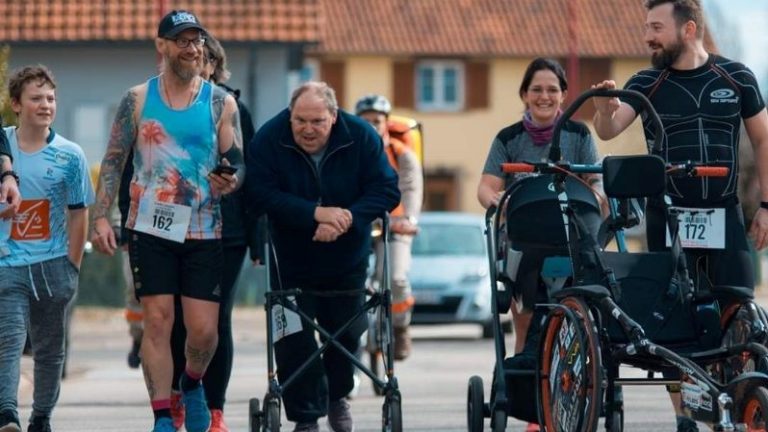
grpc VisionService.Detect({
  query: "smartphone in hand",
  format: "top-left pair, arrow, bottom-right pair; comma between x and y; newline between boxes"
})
211,164 -> 238,176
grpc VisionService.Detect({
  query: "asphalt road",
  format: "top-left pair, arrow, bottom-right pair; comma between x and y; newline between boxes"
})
13,305 -> 717,431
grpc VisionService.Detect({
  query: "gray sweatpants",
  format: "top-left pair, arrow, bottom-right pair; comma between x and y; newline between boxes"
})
0,256 -> 78,419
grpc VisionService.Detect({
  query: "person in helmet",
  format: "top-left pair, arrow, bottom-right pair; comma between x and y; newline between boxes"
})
355,94 -> 423,360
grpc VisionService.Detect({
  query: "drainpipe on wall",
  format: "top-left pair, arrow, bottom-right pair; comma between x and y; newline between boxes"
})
567,0 -> 580,98
247,44 -> 258,127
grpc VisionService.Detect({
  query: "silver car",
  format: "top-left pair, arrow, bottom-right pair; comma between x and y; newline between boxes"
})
409,212 -> 508,338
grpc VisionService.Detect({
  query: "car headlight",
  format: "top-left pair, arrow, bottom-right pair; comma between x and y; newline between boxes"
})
461,266 -> 489,284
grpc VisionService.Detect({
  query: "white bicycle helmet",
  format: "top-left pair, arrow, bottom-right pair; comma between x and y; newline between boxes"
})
355,94 -> 392,115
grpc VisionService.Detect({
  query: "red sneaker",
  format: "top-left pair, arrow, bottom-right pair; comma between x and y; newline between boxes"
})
170,391 -> 185,430
209,409 -> 230,432
525,423 -> 541,432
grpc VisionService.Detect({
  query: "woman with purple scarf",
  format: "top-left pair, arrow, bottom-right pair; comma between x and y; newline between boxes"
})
476,57 -> 601,432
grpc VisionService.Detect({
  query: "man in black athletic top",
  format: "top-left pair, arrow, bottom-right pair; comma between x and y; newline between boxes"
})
592,1 -> 768,430
594,0 -> 768,288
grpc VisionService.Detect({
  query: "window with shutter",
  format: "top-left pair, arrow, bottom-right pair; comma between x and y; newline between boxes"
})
392,60 -> 415,109
320,60 -> 346,108
465,61 -> 489,110
415,60 -> 464,112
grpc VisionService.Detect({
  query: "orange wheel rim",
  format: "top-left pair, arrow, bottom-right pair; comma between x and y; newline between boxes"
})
540,311 -> 563,432
744,398 -> 768,432
720,302 -> 741,329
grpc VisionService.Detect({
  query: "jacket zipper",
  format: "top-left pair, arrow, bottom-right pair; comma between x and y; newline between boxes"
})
280,140 -> 353,206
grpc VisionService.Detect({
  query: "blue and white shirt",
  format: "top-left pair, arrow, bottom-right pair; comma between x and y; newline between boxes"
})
0,127 -> 95,266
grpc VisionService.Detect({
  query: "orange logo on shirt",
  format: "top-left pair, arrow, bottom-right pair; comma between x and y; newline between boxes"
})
11,199 -> 51,241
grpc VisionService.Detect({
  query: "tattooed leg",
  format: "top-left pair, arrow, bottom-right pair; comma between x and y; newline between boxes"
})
140,295 -> 175,401
181,297 -> 220,375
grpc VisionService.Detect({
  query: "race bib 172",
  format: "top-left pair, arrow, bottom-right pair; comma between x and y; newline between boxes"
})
665,207 -> 725,249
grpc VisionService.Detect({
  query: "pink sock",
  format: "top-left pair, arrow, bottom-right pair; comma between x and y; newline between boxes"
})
151,399 -> 171,411
185,367 -> 203,381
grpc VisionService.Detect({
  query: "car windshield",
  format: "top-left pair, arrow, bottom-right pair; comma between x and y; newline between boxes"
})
412,223 -> 485,256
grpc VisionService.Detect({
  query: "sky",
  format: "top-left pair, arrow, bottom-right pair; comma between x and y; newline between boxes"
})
705,0 -> 768,91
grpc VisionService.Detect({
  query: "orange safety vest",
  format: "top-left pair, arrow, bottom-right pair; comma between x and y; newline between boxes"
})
384,137 -> 409,217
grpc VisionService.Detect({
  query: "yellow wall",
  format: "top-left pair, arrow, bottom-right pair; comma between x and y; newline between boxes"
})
344,57 -> 392,110
591,58 -> 653,157
341,56 -> 655,214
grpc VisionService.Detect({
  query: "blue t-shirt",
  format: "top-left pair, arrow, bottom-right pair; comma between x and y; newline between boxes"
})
0,127 -> 95,266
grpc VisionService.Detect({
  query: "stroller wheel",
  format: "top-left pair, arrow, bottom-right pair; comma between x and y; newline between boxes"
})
738,385 -> 768,431
605,386 -> 625,432
263,395 -> 281,432
382,393 -> 402,432
248,398 -> 262,432
467,376 -> 485,432
491,409 -> 507,432
606,408 -> 624,432
538,297 -> 603,432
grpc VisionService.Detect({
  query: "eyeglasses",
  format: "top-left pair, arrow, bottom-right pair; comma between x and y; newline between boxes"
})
167,37 -> 205,49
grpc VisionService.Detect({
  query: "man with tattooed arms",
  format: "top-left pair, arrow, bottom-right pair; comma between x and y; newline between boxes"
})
89,10 -> 243,432
0,122 -> 21,219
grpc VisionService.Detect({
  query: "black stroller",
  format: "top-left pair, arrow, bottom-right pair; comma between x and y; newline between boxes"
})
468,88 -> 768,432
249,214 -> 403,432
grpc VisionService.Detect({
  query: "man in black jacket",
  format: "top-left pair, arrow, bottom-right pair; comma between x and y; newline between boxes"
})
246,81 -> 400,432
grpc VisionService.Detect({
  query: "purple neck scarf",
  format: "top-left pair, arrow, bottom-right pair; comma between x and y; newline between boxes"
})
522,110 -> 561,146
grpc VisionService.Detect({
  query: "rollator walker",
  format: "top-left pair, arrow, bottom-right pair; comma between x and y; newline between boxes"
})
249,214 -> 403,432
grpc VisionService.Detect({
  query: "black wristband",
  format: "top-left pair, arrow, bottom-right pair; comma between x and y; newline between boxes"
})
0,170 -> 19,186
761,201 -> 768,210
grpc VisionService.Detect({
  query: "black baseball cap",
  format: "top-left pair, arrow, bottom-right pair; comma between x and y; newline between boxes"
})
157,10 -> 207,39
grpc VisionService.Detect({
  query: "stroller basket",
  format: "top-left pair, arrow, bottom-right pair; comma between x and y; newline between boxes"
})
505,174 -> 602,246
500,175 -> 602,306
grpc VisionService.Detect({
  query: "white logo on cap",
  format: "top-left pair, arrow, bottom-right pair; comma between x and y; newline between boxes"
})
172,12 -> 197,26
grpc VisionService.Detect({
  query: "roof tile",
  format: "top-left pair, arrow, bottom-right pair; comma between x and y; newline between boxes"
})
315,0 -> 715,57
0,0 -> 320,43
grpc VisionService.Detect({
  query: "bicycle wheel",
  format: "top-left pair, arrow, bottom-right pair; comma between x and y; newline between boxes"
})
370,350 -> 386,396
538,297 -> 603,432
738,385 -> 768,431
467,376 -> 485,432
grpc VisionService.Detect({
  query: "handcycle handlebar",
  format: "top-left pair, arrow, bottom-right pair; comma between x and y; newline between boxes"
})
501,161 -> 602,175
550,88 -> 665,161
502,160 -> 729,178
667,163 -> 729,178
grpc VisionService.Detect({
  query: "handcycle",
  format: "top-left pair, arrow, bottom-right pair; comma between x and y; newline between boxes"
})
467,88 -> 768,432
248,214 -> 403,432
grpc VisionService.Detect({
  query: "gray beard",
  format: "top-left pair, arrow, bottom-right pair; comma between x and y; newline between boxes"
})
169,58 -> 200,81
